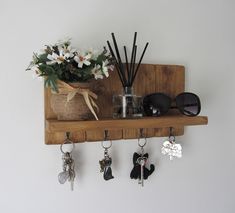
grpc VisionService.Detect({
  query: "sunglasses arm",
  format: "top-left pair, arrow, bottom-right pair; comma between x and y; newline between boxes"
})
170,105 -> 196,116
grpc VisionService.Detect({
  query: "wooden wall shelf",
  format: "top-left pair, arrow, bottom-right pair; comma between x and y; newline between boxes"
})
46,116 -> 208,133
44,64 -> 208,145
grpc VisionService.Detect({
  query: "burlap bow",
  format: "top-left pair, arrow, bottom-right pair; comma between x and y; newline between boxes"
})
56,80 -> 99,120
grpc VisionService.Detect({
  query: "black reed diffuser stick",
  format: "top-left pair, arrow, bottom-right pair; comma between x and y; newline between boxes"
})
111,33 -> 127,85
107,32 -> 149,89
131,42 -> 149,86
129,32 -> 137,86
124,46 -> 130,84
131,45 -> 137,84
107,40 -> 125,87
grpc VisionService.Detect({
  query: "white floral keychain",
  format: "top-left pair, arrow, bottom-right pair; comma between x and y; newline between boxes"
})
161,127 -> 182,160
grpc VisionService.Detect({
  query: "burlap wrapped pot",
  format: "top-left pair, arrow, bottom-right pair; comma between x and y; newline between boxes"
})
50,81 -> 98,121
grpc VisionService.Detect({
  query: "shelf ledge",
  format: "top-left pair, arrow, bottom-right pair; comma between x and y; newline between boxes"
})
46,115 -> 208,133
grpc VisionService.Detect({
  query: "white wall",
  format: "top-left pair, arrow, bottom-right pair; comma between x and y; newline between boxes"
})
0,0 -> 234,212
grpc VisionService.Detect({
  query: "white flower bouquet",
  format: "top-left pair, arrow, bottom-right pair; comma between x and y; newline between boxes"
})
27,39 -> 114,92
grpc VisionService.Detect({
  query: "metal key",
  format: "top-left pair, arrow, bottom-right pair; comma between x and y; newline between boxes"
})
70,173 -> 75,191
137,156 -> 147,187
68,159 -> 75,191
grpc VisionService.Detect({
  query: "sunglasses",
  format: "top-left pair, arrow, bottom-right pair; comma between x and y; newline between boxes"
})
143,92 -> 201,117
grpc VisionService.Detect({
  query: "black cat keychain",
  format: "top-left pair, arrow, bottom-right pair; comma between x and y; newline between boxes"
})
130,129 -> 155,187
99,130 -> 114,181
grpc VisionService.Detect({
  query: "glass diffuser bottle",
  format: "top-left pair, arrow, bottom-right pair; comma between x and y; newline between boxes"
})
113,86 -> 142,118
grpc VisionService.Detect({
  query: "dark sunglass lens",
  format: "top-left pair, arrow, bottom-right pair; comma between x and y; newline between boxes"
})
143,93 -> 171,116
176,93 -> 201,116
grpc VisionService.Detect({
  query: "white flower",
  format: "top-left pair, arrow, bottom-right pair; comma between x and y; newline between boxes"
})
102,61 -> 109,78
30,64 -> 39,72
46,40 -> 76,65
47,52 -> 64,65
62,45 -> 76,60
30,65 -> 43,81
46,47 -> 71,65
74,53 -> 91,68
40,45 -> 53,54
161,140 -> 182,160
109,64 -> 115,71
91,64 -> 103,79
64,45 -> 77,58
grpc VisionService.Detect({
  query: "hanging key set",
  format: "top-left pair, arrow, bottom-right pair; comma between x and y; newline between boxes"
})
130,129 -> 155,186
57,127 -> 182,190
58,132 -> 76,191
99,130 -> 114,181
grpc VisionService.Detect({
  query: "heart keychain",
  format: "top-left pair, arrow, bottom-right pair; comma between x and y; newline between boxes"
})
161,127 -> 182,160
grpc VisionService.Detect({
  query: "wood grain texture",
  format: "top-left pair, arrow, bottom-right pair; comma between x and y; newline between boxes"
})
44,64 -> 207,145
46,116 -> 208,132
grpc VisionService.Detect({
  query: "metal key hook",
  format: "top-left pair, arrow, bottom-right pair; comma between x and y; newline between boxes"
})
101,130 -> 112,150
60,132 -> 75,154
169,127 -> 176,143
139,128 -> 144,138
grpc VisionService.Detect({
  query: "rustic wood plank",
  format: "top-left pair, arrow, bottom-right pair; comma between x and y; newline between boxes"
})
44,64 -> 207,144
46,116 -> 208,133
45,131 -> 86,145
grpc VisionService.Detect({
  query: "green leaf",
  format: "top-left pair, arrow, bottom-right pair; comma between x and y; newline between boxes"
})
35,53 -> 49,64
44,73 -> 58,92
39,64 -> 55,75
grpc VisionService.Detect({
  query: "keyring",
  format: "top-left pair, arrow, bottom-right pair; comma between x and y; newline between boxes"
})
169,135 -> 175,143
101,130 -> 112,149
138,138 -> 147,148
60,132 -> 75,154
101,140 -> 112,149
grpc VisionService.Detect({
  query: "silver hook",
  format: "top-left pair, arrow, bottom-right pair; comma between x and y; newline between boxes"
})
140,128 -> 144,138
104,130 -> 109,141
66,132 -> 70,140
169,127 -> 175,142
